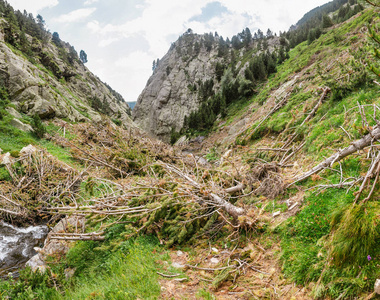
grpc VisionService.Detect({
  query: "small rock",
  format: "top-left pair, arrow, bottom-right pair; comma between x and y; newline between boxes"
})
375,279 -> 380,294
211,247 -> 218,253
26,253 -> 47,273
272,211 -> 281,217
1,152 -> 12,165
210,257 -> 219,264
64,268 -> 76,280
172,262 -> 185,269
197,157 -> 208,166
176,250 -> 184,257
20,144 -> 37,156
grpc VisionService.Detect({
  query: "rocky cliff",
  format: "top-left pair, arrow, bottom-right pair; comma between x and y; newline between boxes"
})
0,18 -> 132,126
132,30 -> 284,142
132,32 -> 223,142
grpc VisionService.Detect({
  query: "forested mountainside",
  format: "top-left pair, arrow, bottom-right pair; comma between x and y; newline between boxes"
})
0,0 -> 132,133
133,0 -> 364,143
1,0 -> 380,299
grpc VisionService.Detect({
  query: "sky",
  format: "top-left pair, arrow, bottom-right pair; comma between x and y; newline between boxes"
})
7,0 -> 331,103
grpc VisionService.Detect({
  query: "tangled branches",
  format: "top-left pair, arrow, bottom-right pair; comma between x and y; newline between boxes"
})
0,145 -> 81,222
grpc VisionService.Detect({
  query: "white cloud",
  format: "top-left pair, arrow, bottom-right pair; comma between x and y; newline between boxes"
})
98,37 -> 119,47
7,0 -> 334,102
54,8 -> 96,23
88,51 -> 153,101
84,0 -> 98,5
6,0 -> 58,16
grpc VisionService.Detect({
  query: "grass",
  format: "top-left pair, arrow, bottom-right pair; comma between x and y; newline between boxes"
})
0,235 -> 171,300
280,179 -> 380,298
63,235 -> 165,300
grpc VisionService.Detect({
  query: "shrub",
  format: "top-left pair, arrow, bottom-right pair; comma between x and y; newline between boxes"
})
31,114 -> 47,139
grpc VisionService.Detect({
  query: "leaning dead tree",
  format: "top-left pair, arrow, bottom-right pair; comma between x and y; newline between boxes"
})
289,125 -> 380,186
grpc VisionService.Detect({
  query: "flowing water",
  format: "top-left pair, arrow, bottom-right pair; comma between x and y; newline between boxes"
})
0,221 -> 48,277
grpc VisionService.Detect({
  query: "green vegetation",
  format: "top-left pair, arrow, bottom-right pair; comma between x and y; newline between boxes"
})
0,235 -> 169,299
0,1 -> 378,299
31,114 -> 47,139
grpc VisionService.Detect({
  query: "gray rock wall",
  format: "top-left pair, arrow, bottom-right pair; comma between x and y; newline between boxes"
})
133,33 -> 222,142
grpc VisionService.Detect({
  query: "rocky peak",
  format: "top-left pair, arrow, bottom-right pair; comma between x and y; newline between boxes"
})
132,31 -> 223,142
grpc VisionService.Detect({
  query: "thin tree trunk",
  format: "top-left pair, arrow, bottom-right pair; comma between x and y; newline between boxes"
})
289,126 -> 380,186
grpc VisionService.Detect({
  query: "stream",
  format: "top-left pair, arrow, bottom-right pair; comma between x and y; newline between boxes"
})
0,221 -> 48,278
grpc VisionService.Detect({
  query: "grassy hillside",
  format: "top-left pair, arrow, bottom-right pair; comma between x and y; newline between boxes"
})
206,7 -> 380,298
0,5 -> 379,300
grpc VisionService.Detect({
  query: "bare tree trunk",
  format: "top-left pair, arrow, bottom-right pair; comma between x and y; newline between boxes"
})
162,163 -> 246,218
300,87 -> 331,126
289,126 -> 380,186
225,183 -> 245,194
210,193 -> 245,218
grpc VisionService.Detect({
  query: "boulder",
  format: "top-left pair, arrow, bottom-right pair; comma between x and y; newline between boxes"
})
10,118 -> 33,132
26,216 -> 85,273
29,99 -> 56,119
174,135 -> 188,146
6,107 -> 22,119
26,251 -> 47,273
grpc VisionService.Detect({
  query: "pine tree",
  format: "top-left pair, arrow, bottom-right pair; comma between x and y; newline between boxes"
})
322,14 -> 334,28
152,60 -> 156,71
244,27 -> 252,46
266,28 -> 273,38
52,32 -> 60,46
80,50 -> 88,64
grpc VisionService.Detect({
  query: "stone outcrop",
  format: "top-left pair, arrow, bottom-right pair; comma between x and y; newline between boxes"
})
133,32 -> 222,142
9,118 -> 33,132
26,216 -> 85,273
133,32 -> 283,142
0,21 -> 133,126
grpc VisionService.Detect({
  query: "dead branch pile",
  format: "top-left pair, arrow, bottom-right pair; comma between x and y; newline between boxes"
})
248,163 -> 284,199
0,145 -> 81,222
50,121 -> 179,178
41,157 -> 254,245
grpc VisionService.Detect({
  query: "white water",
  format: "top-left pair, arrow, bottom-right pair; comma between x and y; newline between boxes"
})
0,221 -> 48,274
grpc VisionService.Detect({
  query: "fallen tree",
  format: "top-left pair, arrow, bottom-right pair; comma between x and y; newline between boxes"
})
289,125 -> 380,186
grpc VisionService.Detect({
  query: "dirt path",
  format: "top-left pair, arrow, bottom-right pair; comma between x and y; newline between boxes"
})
159,237 -> 312,299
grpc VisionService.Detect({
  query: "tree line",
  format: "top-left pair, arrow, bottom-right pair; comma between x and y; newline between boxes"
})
0,1 -> 88,79
169,0 -> 365,142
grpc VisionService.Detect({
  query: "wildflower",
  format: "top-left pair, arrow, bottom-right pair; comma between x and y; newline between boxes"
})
367,255 -> 372,261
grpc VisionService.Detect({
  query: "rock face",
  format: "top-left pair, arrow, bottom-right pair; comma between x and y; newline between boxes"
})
9,118 -> 33,132
27,216 -> 85,273
133,32 -> 222,142
133,31 -> 283,142
0,21 -> 132,126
